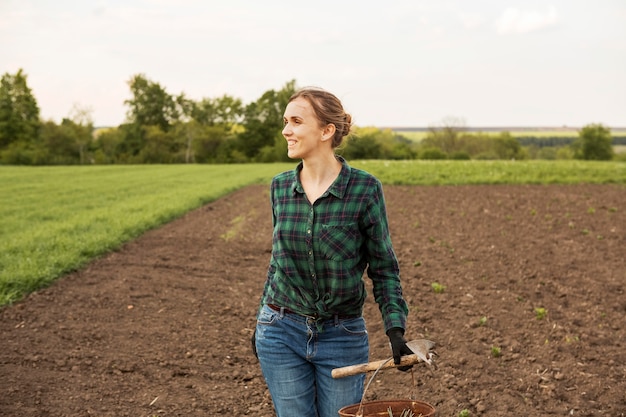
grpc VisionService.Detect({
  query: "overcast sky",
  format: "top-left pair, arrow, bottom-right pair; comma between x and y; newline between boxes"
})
2,0 -> 625,128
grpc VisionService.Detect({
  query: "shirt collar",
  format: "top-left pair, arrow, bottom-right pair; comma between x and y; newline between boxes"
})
291,156 -> 351,199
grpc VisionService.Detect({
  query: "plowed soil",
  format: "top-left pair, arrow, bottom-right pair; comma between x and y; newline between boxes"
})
1,183 -> 625,417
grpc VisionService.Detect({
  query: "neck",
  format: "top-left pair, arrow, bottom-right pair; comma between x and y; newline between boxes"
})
301,153 -> 341,184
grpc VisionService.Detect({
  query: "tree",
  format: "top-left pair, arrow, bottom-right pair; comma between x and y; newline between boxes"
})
172,93 -> 198,163
124,74 -> 178,131
174,93 -> 244,163
67,104 -> 95,164
192,125 -> 237,163
492,132 -> 525,160
113,123 -> 145,162
341,127 -> 382,160
39,120 -> 81,164
139,126 -> 178,163
192,95 -> 243,128
237,80 -> 296,160
573,123 -> 614,161
0,69 -> 41,149
92,127 -> 124,164
423,116 -> 467,155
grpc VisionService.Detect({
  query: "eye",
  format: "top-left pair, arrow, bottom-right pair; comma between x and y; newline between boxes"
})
284,118 -> 302,126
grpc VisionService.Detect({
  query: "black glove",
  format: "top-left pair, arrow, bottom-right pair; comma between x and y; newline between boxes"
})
387,327 -> 413,372
251,329 -> 258,359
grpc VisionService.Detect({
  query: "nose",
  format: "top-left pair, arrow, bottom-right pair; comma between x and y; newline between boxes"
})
282,123 -> 291,137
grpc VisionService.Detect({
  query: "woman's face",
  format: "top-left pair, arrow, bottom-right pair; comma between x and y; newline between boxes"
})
282,97 -> 327,160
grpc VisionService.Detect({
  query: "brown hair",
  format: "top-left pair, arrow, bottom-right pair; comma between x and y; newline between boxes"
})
288,87 -> 352,148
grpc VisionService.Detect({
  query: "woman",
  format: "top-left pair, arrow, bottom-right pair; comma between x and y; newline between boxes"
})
253,87 -> 412,417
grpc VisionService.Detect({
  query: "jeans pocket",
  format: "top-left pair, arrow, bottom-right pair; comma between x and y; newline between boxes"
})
339,317 -> 367,336
257,304 -> 278,326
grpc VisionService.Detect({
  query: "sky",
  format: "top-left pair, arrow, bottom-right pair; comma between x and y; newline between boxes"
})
2,0 -> 625,128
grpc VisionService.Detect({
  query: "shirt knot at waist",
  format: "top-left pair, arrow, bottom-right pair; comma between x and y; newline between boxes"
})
266,304 -> 360,320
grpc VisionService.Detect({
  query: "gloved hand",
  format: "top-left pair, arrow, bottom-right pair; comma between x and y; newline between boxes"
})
386,327 -> 413,372
251,329 -> 258,359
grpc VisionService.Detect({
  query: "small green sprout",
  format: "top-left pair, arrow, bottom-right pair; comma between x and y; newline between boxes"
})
431,282 -> 446,294
491,346 -> 502,358
459,409 -> 470,417
478,316 -> 488,326
534,307 -> 547,320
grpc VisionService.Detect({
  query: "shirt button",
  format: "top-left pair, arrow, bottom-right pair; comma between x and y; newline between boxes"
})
307,229 -> 311,234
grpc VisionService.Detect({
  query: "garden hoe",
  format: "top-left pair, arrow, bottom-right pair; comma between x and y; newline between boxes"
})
331,339 -> 436,379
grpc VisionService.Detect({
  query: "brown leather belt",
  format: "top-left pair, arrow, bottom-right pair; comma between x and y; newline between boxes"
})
267,304 -> 360,320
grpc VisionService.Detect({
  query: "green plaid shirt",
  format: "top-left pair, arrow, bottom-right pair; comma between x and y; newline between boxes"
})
261,157 -> 408,331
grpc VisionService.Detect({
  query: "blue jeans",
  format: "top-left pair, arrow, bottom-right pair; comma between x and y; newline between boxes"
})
255,304 -> 369,417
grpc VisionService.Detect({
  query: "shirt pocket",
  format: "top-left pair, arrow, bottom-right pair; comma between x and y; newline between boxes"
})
318,222 -> 361,261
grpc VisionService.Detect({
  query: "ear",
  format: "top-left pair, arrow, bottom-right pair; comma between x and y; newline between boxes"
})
321,124 -> 336,142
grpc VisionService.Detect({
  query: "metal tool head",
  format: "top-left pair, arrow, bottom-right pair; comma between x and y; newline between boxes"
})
406,339 -> 437,367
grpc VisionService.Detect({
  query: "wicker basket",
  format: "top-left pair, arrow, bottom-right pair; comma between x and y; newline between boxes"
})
338,398 -> 436,417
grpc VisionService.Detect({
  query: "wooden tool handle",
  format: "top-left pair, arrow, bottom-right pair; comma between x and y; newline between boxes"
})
331,354 -> 420,379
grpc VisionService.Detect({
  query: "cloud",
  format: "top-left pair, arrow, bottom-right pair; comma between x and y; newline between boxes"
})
458,12 -> 485,30
495,6 -> 558,34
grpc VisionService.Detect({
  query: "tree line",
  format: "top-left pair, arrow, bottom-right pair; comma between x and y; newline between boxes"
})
0,69 -> 620,165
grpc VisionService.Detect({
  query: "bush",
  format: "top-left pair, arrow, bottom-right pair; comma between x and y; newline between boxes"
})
573,124 -> 614,160
419,147 -> 447,160
449,151 -> 471,160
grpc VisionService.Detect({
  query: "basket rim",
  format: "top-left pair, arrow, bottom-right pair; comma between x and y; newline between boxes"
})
338,398 -> 436,411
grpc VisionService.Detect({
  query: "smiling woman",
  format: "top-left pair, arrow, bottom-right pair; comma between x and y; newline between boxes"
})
253,87 -> 414,417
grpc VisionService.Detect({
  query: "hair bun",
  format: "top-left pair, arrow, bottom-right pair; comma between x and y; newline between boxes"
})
341,113 -> 353,137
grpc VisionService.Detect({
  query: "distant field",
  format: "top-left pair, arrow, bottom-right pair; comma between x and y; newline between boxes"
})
395,128 -> 626,142
352,160 -> 626,185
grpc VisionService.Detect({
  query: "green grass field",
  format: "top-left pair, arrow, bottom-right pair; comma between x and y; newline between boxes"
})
0,164 -> 292,306
1,161 -> 625,306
